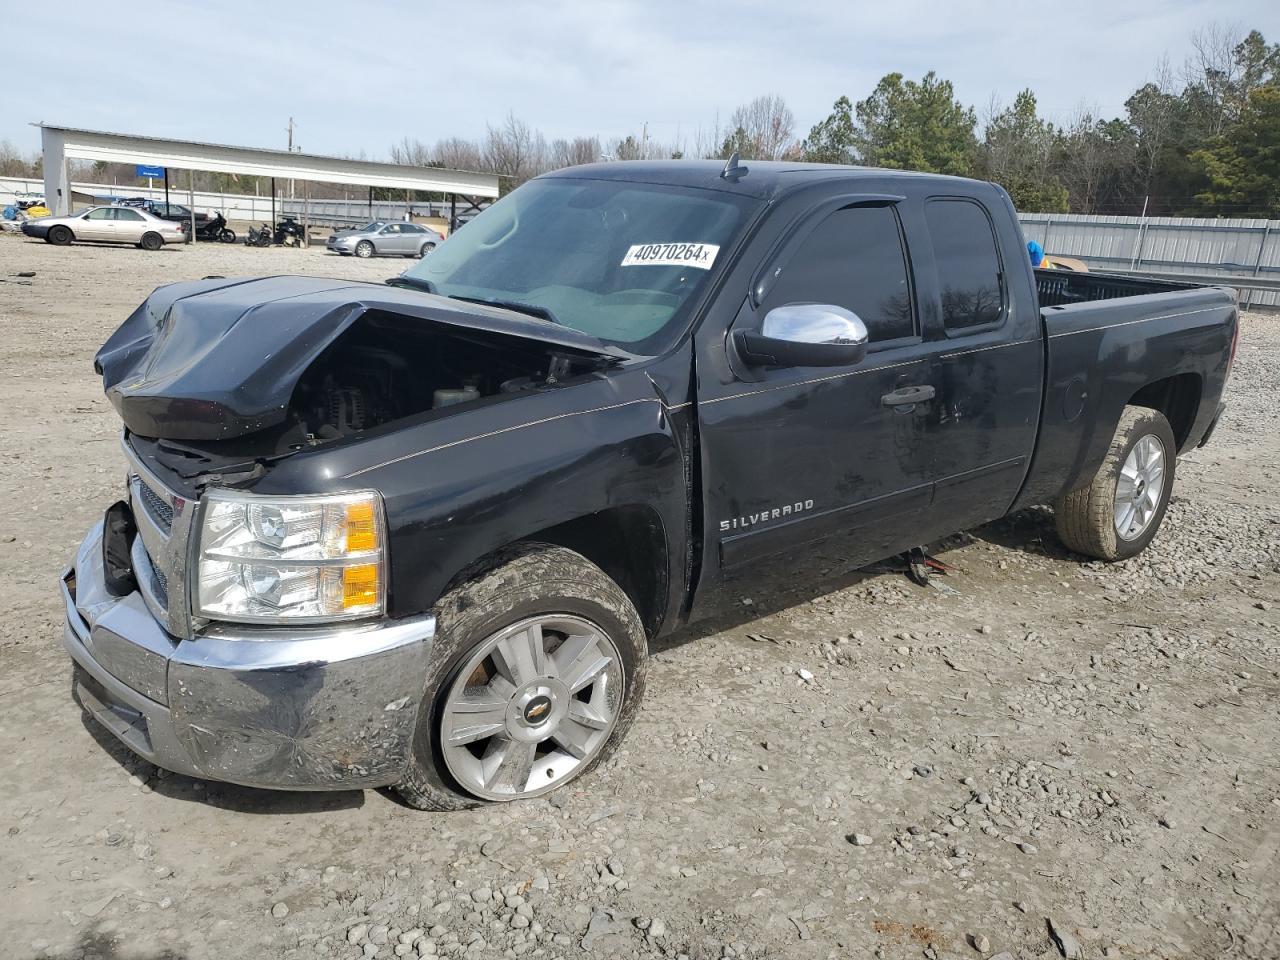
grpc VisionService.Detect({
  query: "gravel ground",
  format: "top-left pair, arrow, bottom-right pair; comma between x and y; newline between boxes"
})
1,236 -> 1277,960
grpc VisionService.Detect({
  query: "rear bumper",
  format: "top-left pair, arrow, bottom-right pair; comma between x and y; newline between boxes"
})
62,521 -> 436,790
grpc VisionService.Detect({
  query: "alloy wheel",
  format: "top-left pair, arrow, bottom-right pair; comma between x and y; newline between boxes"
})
1114,434 -> 1166,540
440,614 -> 623,800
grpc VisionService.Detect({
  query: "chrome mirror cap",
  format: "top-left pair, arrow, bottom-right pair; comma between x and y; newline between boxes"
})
734,303 -> 870,369
762,303 -> 869,347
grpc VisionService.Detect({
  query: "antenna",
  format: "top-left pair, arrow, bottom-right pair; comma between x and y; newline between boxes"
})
720,151 -> 748,182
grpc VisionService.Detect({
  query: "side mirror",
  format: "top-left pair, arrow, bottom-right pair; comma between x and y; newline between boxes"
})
734,304 -> 869,368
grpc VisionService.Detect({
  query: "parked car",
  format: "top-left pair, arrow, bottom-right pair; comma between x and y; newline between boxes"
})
22,205 -> 187,250
328,220 -> 444,258
67,160 -> 1237,808
143,201 -> 210,229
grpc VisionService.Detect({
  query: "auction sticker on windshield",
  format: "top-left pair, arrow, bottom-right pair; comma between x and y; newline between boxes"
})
621,243 -> 719,269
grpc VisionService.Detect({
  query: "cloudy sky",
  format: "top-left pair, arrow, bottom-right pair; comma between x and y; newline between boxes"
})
4,0 -> 1277,161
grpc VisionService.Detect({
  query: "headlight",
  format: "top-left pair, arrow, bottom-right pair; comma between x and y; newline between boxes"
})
195,490 -> 386,624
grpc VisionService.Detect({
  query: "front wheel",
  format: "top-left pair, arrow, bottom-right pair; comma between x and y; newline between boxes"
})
354,239 -> 374,258
396,544 -> 648,810
48,225 -> 73,246
1054,405 -> 1176,561
219,229 -> 236,243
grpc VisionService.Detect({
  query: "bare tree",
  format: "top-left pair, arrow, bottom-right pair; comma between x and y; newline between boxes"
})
389,137 -> 433,166
483,112 -> 549,186
432,137 -> 485,172
691,113 -> 724,159
430,137 -> 484,172
1125,56 -> 1180,198
549,136 -> 602,168
725,95 -> 796,160
1182,21 -> 1244,135
0,140 -> 40,177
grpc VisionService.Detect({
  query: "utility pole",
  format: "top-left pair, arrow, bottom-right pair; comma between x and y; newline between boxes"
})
287,117 -> 297,202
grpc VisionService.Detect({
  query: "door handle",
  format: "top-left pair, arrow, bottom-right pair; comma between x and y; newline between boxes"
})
881,385 -> 936,407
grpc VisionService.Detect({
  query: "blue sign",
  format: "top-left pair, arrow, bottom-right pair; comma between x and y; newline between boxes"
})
136,164 -> 165,178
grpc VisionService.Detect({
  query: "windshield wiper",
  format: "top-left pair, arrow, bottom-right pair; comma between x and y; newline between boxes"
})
385,275 -> 437,294
447,294 -> 559,325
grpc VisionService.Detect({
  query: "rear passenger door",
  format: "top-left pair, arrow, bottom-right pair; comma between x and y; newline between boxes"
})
111,207 -> 147,242
918,195 -> 1043,532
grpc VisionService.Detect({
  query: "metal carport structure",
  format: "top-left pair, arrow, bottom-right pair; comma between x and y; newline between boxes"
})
36,124 -> 500,231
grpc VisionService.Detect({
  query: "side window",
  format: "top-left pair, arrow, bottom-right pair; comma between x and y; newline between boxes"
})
925,199 -> 1004,331
381,224 -> 399,234
403,224 -> 423,234
765,205 -> 914,343
86,209 -> 113,220
113,209 -> 144,221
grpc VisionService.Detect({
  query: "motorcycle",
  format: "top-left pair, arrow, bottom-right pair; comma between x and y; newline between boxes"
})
196,212 -> 236,244
274,216 -> 305,248
244,224 -> 273,247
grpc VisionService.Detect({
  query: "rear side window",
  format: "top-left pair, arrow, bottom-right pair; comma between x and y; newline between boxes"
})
925,198 -> 1004,330
114,209 -> 144,221
766,205 -> 914,343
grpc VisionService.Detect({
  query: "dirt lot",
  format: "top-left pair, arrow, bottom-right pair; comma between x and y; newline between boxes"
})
1,236 -> 1277,960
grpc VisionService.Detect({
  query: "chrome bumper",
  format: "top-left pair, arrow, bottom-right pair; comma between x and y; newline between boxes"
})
62,521 -> 435,790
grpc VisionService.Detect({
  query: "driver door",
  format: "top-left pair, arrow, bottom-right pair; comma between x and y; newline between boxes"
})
691,195 -> 940,617
78,208 -> 116,241
378,224 -> 404,253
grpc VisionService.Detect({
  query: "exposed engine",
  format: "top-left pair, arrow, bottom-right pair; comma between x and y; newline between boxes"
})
290,311 -> 604,441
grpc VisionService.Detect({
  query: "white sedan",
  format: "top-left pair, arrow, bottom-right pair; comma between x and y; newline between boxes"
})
21,205 -> 188,251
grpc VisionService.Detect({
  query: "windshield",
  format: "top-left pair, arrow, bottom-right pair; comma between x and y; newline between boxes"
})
402,178 -> 755,350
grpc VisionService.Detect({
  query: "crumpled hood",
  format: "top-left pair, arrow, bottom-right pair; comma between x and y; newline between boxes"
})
96,275 -> 624,441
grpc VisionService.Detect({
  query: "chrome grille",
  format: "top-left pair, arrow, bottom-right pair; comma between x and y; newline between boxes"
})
150,563 -> 170,607
124,439 -> 197,638
136,480 -> 174,533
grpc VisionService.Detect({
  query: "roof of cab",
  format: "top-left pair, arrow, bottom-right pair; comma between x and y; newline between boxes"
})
539,159 -> 989,201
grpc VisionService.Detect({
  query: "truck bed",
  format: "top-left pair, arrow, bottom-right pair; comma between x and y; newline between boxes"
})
1034,268 -> 1196,307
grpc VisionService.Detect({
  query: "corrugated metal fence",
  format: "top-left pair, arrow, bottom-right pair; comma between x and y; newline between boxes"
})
1019,213 -> 1279,308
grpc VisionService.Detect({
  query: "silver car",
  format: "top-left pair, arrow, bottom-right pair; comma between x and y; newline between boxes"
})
327,221 -> 444,258
21,205 -> 188,250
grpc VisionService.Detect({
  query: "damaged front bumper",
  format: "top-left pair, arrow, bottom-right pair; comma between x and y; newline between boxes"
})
62,521 -> 435,791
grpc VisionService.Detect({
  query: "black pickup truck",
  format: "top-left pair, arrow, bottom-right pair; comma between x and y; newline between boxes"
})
63,159 -> 1238,809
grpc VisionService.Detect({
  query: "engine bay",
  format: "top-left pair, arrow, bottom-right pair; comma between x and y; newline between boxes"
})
289,310 -> 607,441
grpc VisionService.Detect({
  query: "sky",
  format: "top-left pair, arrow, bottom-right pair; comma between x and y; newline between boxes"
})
3,0 -> 1278,162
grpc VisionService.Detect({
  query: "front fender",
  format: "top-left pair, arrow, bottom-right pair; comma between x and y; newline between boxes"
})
255,368 -> 690,628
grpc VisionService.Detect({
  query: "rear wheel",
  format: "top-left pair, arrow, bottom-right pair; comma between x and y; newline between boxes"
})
396,544 -> 647,810
1054,405 -> 1176,561
48,225 -> 72,246
355,239 -> 374,258
418,241 -> 436,258
219,228 -> 236,243
140,232 -> 163,251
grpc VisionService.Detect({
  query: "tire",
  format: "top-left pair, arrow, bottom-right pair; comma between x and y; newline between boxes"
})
219,229 -> 236,243
1054,405 -> 1176,561
355,240 -> 374,258
140,232 -> 163,252
418,242 -> 436,258
48,225 -> 72,246
395,543 -> 648,810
